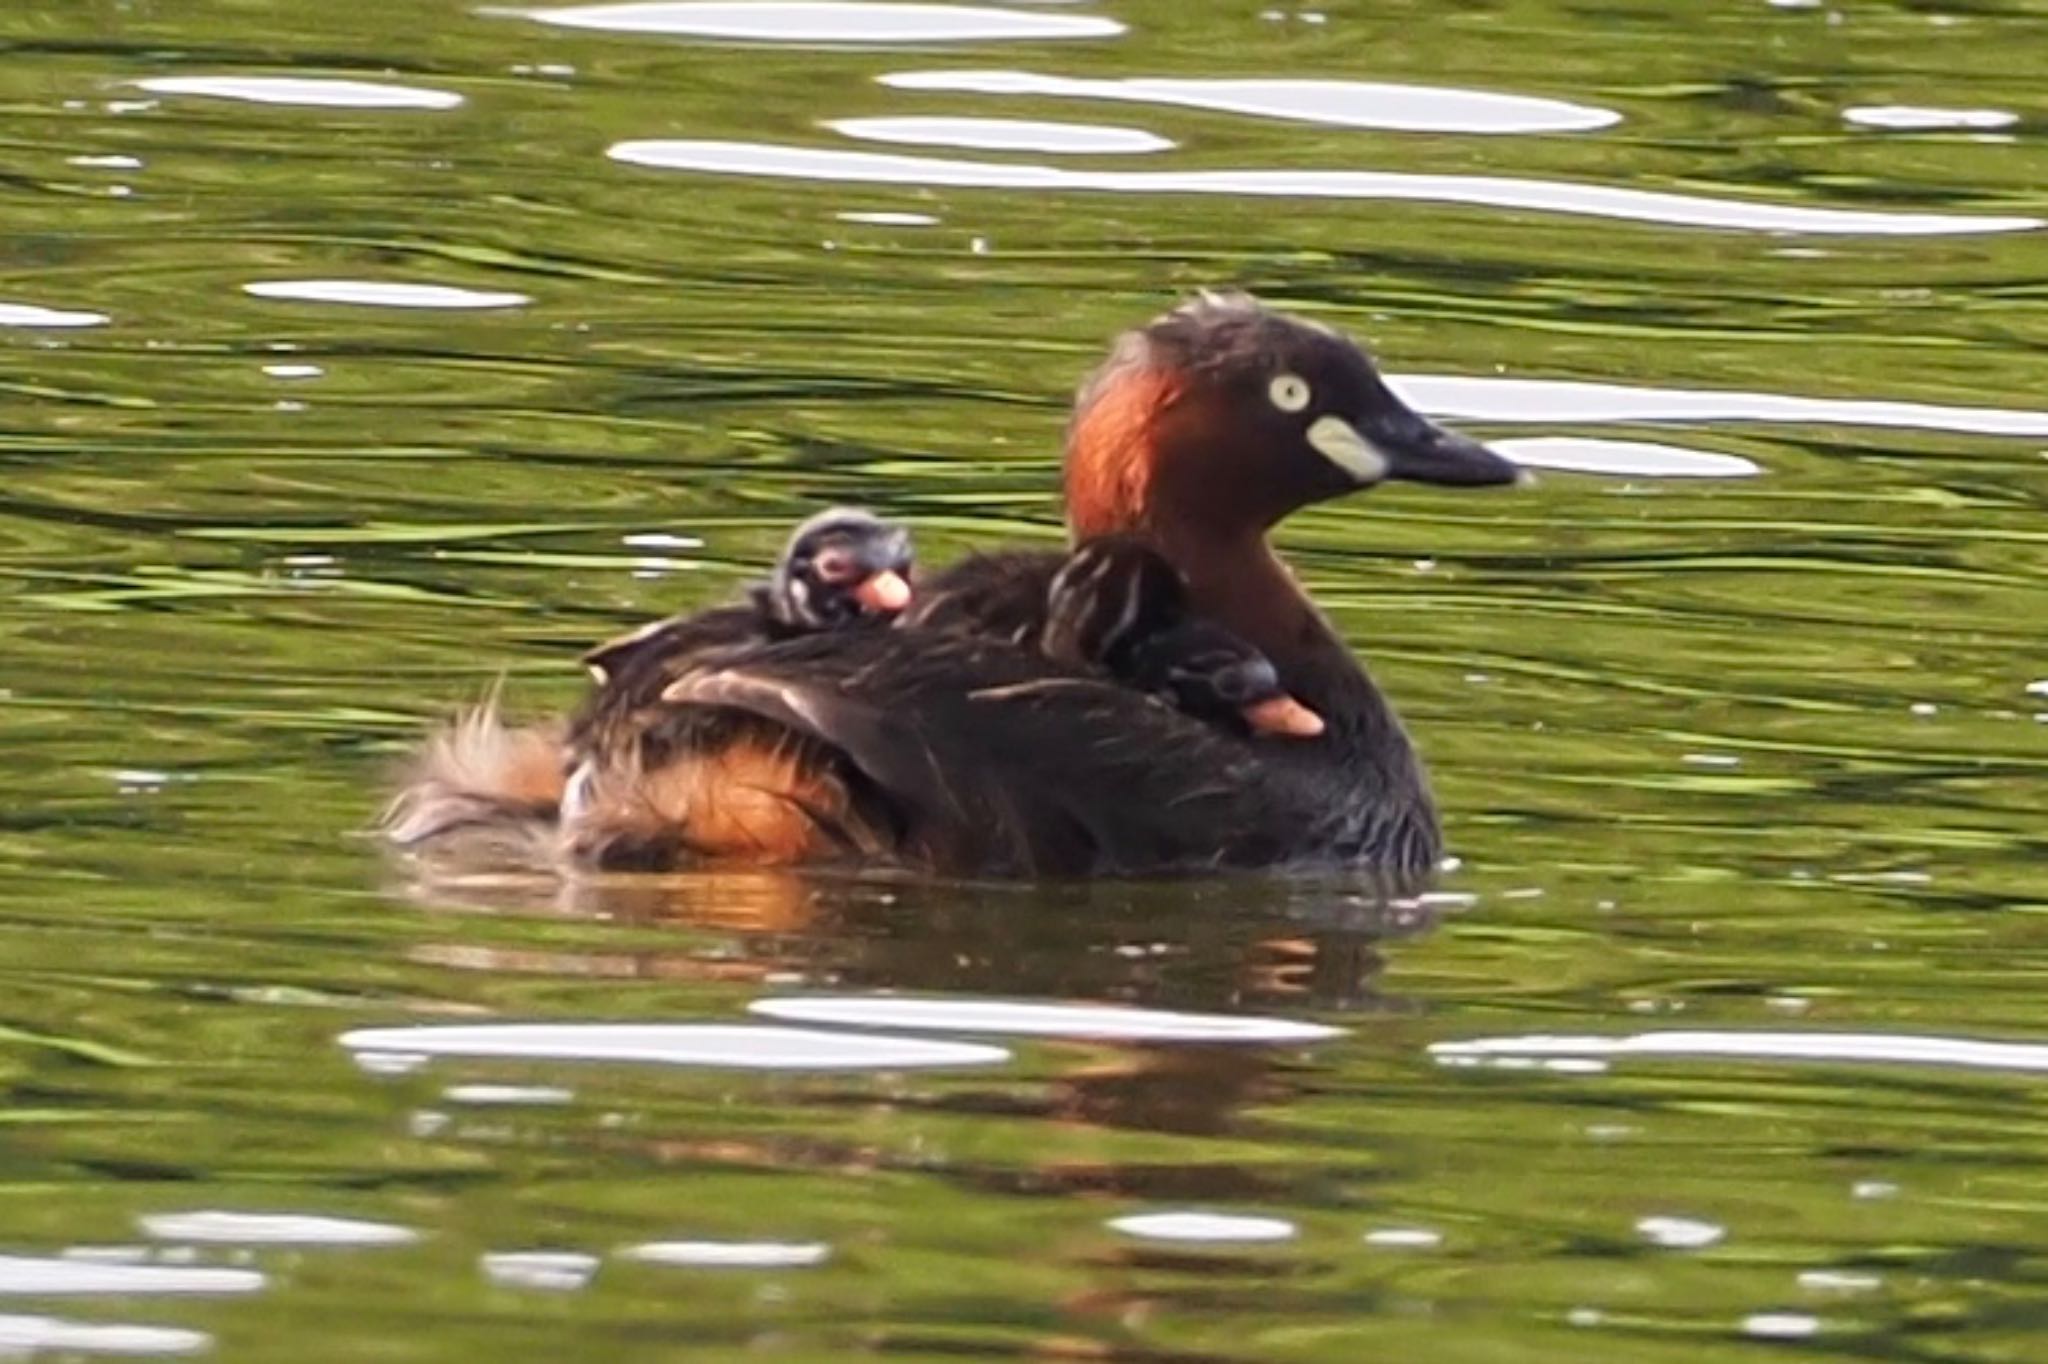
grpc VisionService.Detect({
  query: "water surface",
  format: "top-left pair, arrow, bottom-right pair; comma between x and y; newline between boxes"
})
3,0 -> 2047,1359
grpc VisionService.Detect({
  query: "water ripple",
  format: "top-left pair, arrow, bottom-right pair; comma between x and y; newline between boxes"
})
1799,1270 -> 1882,1292
1433,1030 -> 2048,1074
748,995 -> 1343,1043
1636,1215 -> 1725,1249
621,1240 -> 831,1267
0,1314 -> 209,1357
0,302 -> 108,328
1399,373 -> 2048,437
1108,1212 -> 1297,1244
338,1022 -> 1011,1071
514,2 -> 1124,41
0,1256 -> 264,1296
829,115 -> 1169,155
835,209 -> 940,225
1363,1227 -> 1444,1248
481,1251 -> 599,1291
135,76 -> 462,110
243,280 -> 531,310
444,1083 -> 575,1105
881,70 -> 1620,134
137,1212 -> 418,1248
1493,437 -> 1761,479
606,140 -> 2039,236
1743,1313 -> 1821,1340
1845,105 -> 2017,131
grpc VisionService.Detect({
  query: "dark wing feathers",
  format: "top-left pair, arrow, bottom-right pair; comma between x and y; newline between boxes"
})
899,550 -> 1064,645
581,605 -> 762,690
622,624 -> 1302,875
566,551 -> 1353,876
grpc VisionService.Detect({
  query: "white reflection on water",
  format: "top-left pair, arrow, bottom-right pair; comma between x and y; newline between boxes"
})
515,2 -> 1124,41
1399,373 -> 2048,437
59,1249 -> 152,1266
830,116 -> 1170,155
0,1256 -> 264,1296
1433,1030 -> 2048,1073
1799,1269 -> 1881,1292
0,302 -> 108,328
748,995 -> 1343,1043
1362,1227 -> 1443,1248
881,70 -> 1620,134
244,281 -> 531,309
444,1083 -> 575,1105
138,1212 -> 418,1247
1845,105 -> 2018,131
606,140 -> 2040,236
1743,1313 -> 1821,1339
135,76 -> 462,110
481,1251 -> 600,1290
836,209 -> 940,225
1636,1215 -> 1725,1249
1108,1212 -> 1297,1243
621,1240 -> 831,1267
352,1050 -> 429,1076
1492,437 -> 1760,479
0,1314 -> 209,1356
338,1022 -> 1011,1070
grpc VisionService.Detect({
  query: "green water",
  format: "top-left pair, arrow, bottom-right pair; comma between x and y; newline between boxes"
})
5,0 -> 2048,1357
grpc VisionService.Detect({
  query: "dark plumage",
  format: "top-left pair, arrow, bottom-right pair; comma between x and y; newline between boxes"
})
898,550 -> 1063,647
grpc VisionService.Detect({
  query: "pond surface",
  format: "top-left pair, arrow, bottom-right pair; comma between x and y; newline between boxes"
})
4,0 -> 2047,1359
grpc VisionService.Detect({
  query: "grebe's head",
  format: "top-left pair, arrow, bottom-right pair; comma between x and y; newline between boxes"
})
1065,292 -> 1520,541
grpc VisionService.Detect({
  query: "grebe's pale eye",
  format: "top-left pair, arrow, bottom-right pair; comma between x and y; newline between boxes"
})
1267,372 -> 1312,414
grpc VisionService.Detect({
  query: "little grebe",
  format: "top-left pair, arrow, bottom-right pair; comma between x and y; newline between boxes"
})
386,292 -> 1522,877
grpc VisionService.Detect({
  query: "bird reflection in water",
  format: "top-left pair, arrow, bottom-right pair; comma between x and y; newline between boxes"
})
386,861 -> 1443,1141
389,859 -> 1442,1014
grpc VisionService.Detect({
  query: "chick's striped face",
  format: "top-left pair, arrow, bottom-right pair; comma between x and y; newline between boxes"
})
773,513 -> 916,629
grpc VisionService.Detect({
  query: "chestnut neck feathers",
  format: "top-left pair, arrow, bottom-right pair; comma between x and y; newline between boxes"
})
1063,310 -> 1330,667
